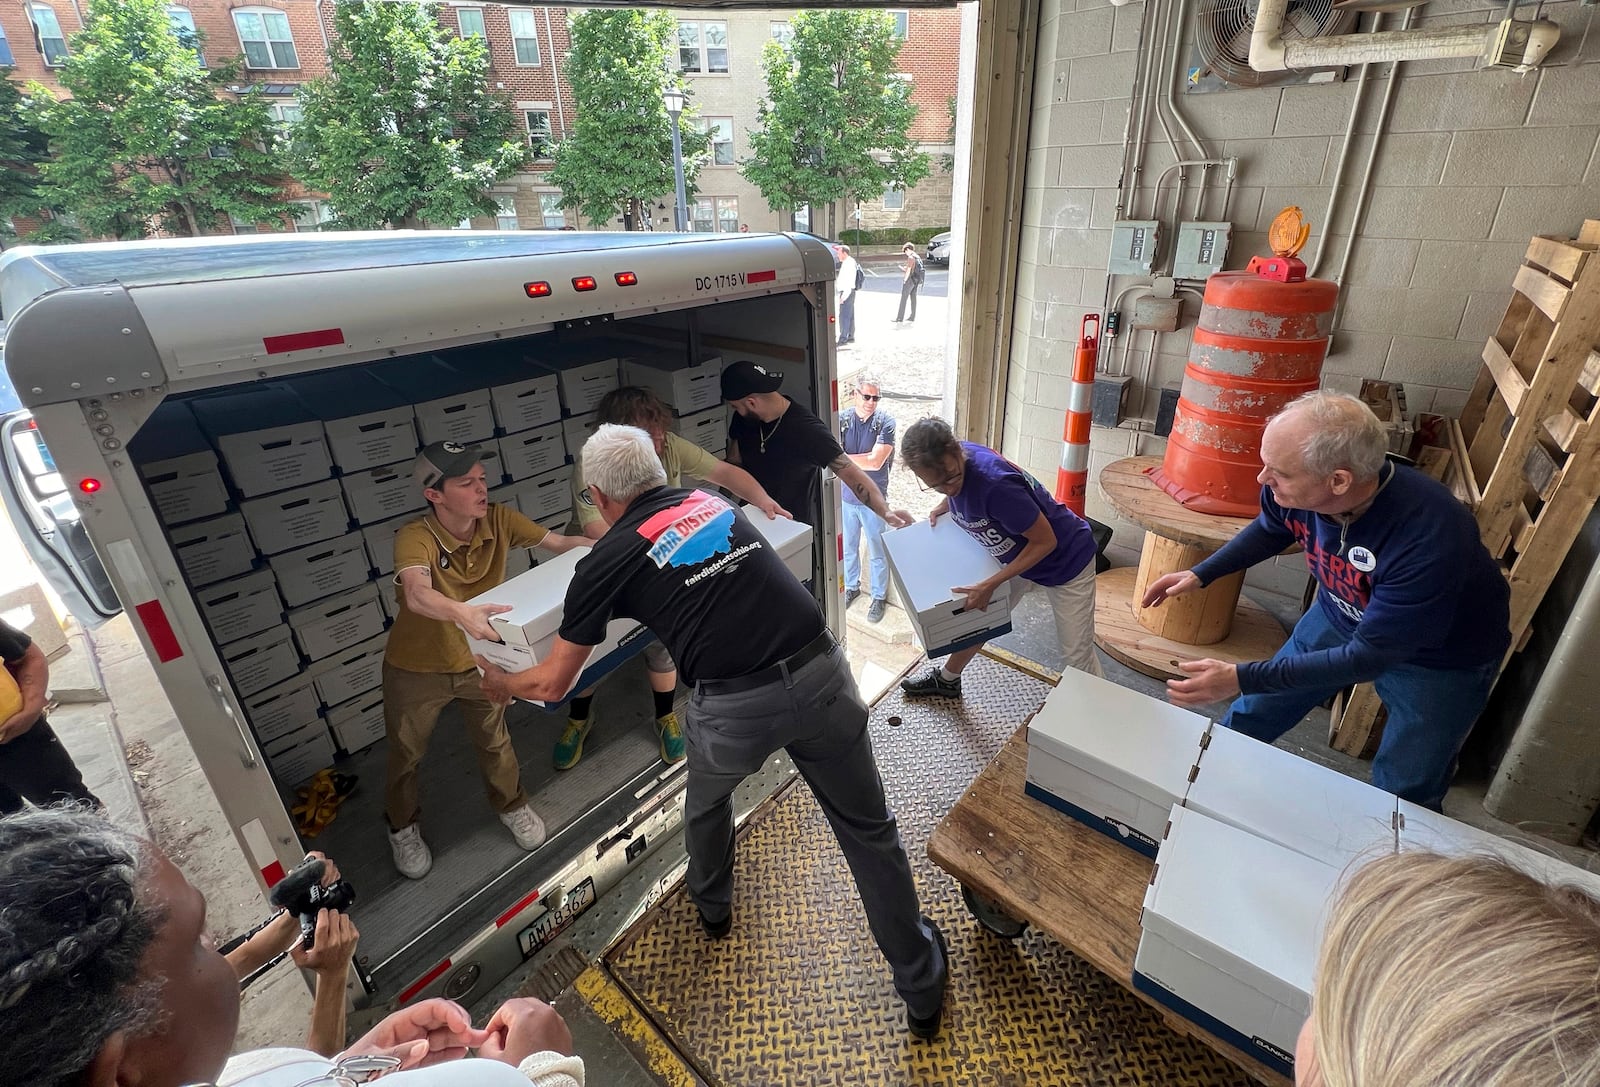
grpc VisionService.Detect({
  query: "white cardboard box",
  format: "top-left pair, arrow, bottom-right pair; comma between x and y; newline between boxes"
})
374,357 -> 497,446
363,515 -> 415,576
223,625 -> 301,698
288,583 -> 386,662
882,518 -> 1014,657
265,724 -> 336,786
1185,726 -> 1399,869
195,568 -> 283,646
674,406 -> 728,454
270,532 -> 372,609
172,512 -> 257,587
341,462 -> 426,526
242,672 -> 322,746
622,352 -> 725,415
489,367 -> 562,434
515,466 -> 575,523
460,549 -> 649,708
375,575 -> 399,621
499,423 -> 568,482
191,388 -> 333,498
309,631 -> 388,707
1024,668 -> 1210,856
133,402 -> 230,525
741,505 -> 812,583
1134,805 -> 1343,1078
1397,802 -> 1600,898
241,478 -> 350,556
553,356 -> 619,414
561,412 -> 598,456
327,688 -> 387,754
282,370 -> 419,473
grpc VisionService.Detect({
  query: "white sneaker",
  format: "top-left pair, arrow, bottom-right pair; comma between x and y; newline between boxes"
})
389,822 -> 432,879
500,803 -> 547,851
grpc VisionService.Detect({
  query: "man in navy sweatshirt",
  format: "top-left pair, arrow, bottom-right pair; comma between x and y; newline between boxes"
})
1141,390 -> 1510,810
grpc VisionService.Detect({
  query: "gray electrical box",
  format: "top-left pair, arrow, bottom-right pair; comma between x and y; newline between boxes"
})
1173,221 -> 1232,280
1108,220 -> 1160,276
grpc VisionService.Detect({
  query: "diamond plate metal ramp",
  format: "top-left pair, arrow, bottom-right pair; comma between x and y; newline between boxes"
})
600,654 -> 1253,1086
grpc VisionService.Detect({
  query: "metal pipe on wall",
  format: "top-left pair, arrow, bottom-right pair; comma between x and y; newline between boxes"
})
1306,13 -> 1381,278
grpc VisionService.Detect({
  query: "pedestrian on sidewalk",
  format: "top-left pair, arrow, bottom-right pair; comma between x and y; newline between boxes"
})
836,245 -> 860,347
894,242 -> 924,324
0,617 -> 99,814
839,374 -> 896,623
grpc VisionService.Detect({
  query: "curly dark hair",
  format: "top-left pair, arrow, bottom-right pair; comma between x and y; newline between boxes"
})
0,807 -> 166,1087
595,386 -> 675,435
900,416 -> 963,473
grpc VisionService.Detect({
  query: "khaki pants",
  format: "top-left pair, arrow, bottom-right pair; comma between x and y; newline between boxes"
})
1012,560 -> 1103,677
383,663 -> 526,830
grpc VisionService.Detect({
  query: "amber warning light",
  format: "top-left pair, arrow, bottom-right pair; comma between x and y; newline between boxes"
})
572,276 -> 598,292
524,281 -> 552,298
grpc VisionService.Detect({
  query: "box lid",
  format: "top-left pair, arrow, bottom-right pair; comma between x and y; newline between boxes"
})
740,504 -> 812,557
1188,726 -> 1398,867
1027,669 -> 1209,807
1397,802 -> 1600,898
471,549 -> 586,647
326,687 -> 386,725
882,518 -> 1008,612
1143,805 -> 1341,1011
277,370 -> 409,421
190,386 -> 316,436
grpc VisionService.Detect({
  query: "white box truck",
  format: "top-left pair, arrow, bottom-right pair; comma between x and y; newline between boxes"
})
0,230 -> 847,1015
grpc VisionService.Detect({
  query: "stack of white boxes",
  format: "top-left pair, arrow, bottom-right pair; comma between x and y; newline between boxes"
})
741,505 -> 814,583
882,518 -> 1014,657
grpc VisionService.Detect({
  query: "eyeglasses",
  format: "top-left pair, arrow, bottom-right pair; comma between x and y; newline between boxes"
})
859,393 -> 881,402
917,465 -> 963,492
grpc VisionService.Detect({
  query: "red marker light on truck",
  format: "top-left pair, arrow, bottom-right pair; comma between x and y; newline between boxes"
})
572,276 -> 598,292
614,272 -> 637,286
79,478 -> 102,494
524,281 -> 552,298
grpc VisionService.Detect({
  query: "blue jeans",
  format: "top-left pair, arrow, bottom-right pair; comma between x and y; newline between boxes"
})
1222,602 -> 1499,811
842,500 -> 888,599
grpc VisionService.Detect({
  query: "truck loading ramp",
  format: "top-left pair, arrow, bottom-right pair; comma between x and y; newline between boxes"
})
558,654 -> 1252,1086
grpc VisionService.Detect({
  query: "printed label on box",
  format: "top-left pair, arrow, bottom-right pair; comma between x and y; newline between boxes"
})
270,533 -> 372,608
171,512 -> 257,587
243,673 -> 321,746
196,568 -> 283,646
241,479 -> 350,556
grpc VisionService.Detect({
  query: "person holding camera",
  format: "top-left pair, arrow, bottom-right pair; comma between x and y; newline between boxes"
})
0,806 -> 586,1087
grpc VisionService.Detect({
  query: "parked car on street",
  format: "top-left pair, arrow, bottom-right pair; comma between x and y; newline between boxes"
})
926,232 -> 952,265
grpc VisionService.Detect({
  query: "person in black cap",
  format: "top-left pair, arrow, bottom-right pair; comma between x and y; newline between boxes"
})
721,360 -> 911,530
380,441 -> 591,879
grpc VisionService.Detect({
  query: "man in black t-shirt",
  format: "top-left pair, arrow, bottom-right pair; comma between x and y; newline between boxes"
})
475,424 -> 949,1039
0,618 -> 99,814
721,361 -> 912,532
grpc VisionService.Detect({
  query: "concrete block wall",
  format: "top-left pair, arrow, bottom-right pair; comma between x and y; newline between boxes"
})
1008,0 -> 1600,570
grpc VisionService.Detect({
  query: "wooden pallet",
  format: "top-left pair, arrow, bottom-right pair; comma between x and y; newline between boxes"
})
1329,220 -> 1600,759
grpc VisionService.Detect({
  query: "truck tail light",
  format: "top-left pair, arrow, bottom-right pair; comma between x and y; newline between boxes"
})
614,272 -> 637,286
524,281 -> 552,298
572,276 -> 598,292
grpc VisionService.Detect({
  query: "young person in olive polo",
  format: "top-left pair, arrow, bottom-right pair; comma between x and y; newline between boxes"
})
382,441 -> 590,879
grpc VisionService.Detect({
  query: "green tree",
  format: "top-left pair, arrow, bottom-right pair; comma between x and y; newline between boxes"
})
547,9 -> 710,230
0,72 -> 53,241
744,11 -> 930,238
30,0 -> 293,239
290,0 -> 528,230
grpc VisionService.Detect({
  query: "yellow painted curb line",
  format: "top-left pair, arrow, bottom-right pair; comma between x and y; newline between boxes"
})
574,964 -> 699,1087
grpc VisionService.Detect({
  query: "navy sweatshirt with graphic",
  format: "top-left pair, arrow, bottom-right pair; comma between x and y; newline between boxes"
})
1191,462 -> 1510,695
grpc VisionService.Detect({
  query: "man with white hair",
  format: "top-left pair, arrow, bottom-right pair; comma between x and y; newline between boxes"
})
1142,390 -> 1511,810
475,424 -> 950,1039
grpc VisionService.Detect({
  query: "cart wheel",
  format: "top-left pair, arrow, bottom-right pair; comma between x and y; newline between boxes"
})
961,883 -> 1028,939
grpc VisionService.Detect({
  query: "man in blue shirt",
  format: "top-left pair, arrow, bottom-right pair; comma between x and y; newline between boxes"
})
839,374 -> 896,622
1142,390 -> 1511,810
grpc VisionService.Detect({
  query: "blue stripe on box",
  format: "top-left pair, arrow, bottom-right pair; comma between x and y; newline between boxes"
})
926,621 -> 1012,659
1132,971 -> 1296,1080
1022,781 -> 1160,858
534,627 -> 655,709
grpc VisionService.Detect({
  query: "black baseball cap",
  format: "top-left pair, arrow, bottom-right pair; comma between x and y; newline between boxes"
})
414,441 -> 490,491
721,360 -> 784,401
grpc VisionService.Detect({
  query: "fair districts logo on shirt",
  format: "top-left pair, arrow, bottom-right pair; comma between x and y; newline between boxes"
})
1347,545 -> 1377,572
638,491 -> 735,569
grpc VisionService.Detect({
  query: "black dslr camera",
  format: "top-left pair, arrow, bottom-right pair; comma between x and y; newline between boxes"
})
269,856 -> 357,950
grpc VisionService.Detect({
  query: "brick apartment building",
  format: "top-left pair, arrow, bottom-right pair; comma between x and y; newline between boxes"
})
1,1 -> 954,239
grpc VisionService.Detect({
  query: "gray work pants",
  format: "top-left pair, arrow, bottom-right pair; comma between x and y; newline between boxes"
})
685,643 -> 946,1017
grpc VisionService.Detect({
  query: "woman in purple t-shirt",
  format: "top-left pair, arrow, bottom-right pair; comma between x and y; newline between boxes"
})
898,418 -> 1101,698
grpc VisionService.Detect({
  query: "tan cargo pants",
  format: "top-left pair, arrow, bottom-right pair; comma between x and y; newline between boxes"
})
382,662 -> 527,830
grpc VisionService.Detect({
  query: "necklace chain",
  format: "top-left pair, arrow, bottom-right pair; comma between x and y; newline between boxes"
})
758,413 -> 783,454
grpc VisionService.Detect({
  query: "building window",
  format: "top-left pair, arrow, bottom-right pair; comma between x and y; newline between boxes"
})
26,4 -> 67,66
716,197 -> 739,233
166,7 -> 204,64
769,21 -> 792,46
456,7 -> 485,39
793,205 -> 810,233
882,186 -> 905,211
233,8 -> 298,69
889,10 -> 909,39
697,116 -> 733,166
539,193 -> 564,230
0,20 -> 10,64
677,21 -> 727,74
267,100 -> 301,139
494,195 -> 519,230
508,10 -> 539,65
524,110 -> 552,158
290,200 -> 332,231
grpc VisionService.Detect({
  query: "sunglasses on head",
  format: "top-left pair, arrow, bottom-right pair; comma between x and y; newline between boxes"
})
859,392 -> 881,402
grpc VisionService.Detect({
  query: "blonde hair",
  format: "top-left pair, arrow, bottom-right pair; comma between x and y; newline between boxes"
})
1310,851 -> 1600,1087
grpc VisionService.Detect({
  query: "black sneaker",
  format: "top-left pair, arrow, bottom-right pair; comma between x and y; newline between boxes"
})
844,587 -> 862,609
907,917 -> 949,1039
698,907 -> 731,940
867,598 -> 887,623
902,668 -> 962,699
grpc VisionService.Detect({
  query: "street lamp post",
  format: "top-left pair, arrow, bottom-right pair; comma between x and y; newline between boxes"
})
663,86 -> 689,233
